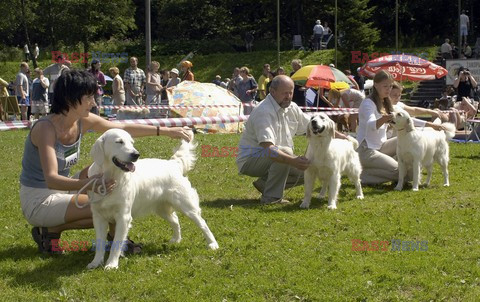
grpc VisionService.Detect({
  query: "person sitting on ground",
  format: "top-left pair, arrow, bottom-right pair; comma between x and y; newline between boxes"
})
19,69 -> 193,254
328,88 -> 365,132
390,81 -> 448,131
453,66 -> 478,119
236,75 -> 348,204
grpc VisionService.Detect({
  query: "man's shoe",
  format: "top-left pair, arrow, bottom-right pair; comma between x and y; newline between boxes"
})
252,179 -> 265,194
260,196 -> 290,205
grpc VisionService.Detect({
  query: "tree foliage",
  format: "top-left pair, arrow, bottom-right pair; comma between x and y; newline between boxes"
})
1,0 -> 479,57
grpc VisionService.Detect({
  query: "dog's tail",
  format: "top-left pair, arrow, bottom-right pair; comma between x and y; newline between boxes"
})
346,136 -> 359,150
171,139 -> 197,175
442,122 -> 456,140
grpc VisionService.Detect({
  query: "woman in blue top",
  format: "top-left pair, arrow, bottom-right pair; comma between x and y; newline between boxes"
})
20,69 -> 192,254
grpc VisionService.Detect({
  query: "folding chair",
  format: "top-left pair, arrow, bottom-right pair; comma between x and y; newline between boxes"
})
292,35 -> 304,50
2,96 -> 21,120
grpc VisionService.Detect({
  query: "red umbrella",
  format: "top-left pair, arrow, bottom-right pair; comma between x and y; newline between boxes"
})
359,54 -> 448,81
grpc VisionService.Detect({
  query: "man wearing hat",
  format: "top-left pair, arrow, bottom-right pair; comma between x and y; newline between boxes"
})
181,61 -> 194,81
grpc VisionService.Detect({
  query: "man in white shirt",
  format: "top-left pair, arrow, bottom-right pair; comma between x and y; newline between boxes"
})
23,44 -> 30,62
460,10 -> 469,46
237,75 -> 311,204
313,20 -> 324,50
15,62 -> 30,120
34,43 -> 40,60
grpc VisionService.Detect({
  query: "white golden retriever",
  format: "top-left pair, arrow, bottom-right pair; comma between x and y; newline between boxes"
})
86,129 -> 218,270
300,113 -> 364,210
391,110 -> 456,191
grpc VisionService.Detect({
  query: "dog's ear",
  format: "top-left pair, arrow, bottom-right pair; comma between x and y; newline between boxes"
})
405,116 -> 415,132
90,135 -> 105,167
329,119 -> 336,138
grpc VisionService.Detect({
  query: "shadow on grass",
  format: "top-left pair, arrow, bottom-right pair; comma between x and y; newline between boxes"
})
0,245 -> 92,290
203,183 -> 396,211
0,242 -> 180,291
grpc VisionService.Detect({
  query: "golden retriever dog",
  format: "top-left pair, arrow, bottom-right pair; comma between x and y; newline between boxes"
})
300,113 -> 364,210
86,129 -> 218,270
391,110 -> 456,191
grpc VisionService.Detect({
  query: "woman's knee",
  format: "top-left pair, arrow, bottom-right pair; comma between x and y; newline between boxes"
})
64,195 -> 92,222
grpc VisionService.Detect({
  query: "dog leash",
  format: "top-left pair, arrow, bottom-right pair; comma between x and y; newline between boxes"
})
281,142 -> 310,200
74,177 -> 108,209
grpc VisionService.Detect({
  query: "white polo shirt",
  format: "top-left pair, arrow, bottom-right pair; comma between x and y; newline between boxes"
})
236,94 -> 310,170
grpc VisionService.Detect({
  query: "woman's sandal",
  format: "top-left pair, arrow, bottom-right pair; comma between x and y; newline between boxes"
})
31,227 -> 62,255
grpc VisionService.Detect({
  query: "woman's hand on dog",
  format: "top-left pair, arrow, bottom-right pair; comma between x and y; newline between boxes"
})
89,173 -> 117,194
166,127 -> 193,142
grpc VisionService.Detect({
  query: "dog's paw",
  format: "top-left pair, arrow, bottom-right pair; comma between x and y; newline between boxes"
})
443,183 -> 450,187
104,261 -> 119,270
356,195 -> 364,200
169,237 -> 182,244
87,260 -> 103,270
412,187 -> 419,192
299,201 -> 310,209
208,242 -> 219,250
327,205 -> 337,210
394,185 -> 403,191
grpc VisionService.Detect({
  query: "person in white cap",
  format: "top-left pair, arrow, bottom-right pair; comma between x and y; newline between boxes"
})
166,68 -> 180,88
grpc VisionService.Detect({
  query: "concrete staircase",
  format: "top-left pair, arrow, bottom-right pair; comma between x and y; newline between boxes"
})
405,53 -> 446,107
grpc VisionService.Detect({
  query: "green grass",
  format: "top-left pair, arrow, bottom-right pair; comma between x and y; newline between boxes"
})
0,129 -> 479,301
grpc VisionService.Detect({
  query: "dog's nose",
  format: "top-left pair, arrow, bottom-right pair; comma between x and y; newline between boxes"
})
130,151 -> 140,162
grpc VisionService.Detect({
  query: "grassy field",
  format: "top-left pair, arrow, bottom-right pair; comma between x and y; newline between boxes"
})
0,128 -> 479,301
0,46 -> 438,85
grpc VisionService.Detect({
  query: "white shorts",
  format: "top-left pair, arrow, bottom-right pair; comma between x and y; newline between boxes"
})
460,26 -> 468,36
31,100 -> 49,114
20,172 -> 81,227
20,185 -> 73,227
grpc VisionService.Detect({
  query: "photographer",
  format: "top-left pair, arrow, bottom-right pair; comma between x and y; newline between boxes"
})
453,67 -> 478,119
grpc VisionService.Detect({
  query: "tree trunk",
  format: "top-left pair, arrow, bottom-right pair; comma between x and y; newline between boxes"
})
20,0 -> 37,68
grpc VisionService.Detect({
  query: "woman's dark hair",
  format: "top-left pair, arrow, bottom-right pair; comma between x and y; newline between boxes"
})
51,69 -> 98,115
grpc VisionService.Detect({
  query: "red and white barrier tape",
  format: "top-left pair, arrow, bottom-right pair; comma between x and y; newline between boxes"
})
0,109 -> 467,131
112,115 -> 249,127
0,120 -> 30,131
